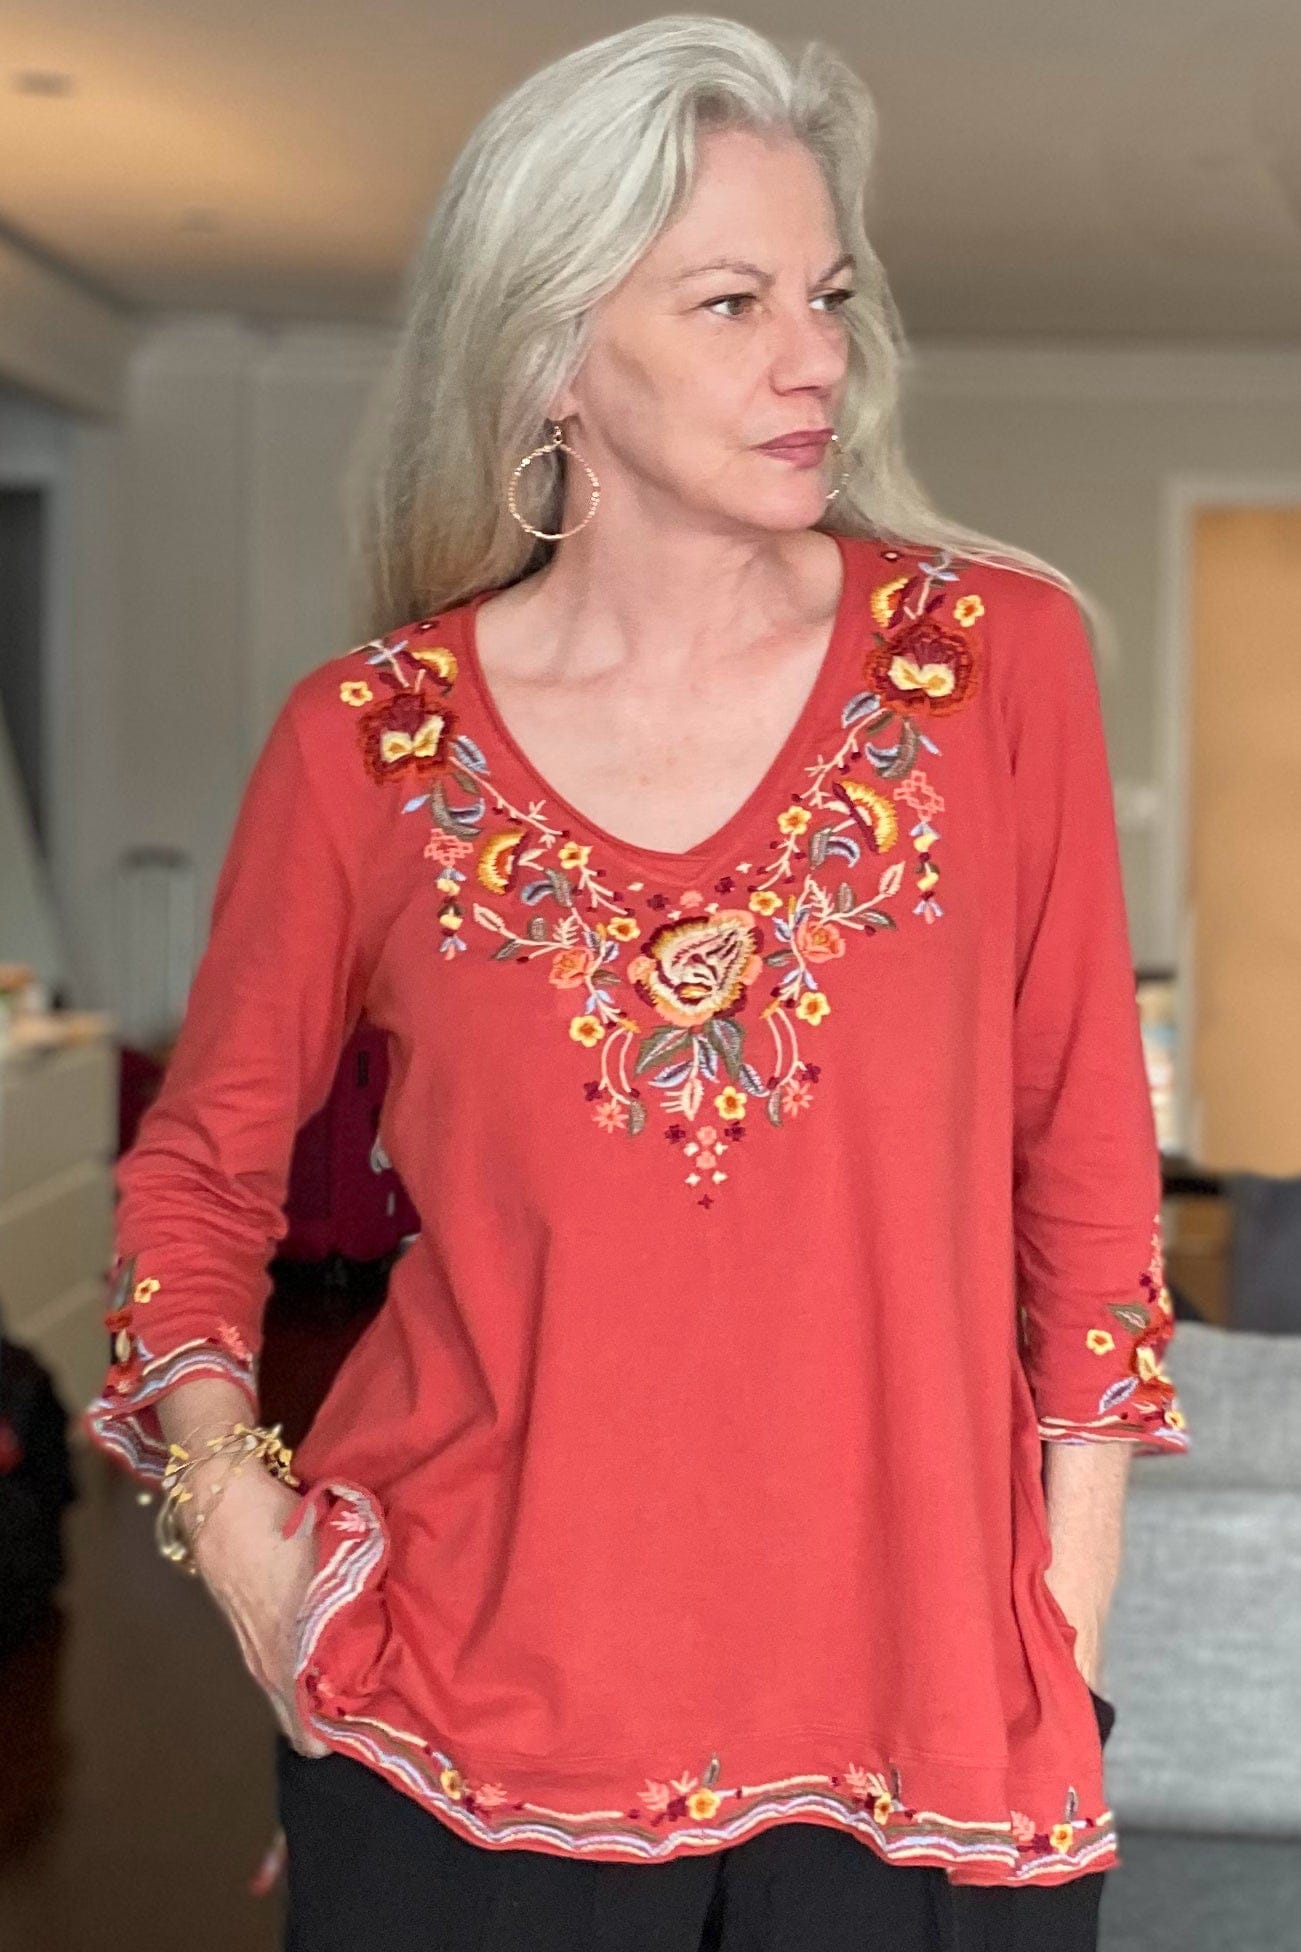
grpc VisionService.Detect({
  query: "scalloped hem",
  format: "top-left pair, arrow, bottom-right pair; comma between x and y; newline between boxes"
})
285,1482 -> 1120,1890
82,1338 -> 259,1485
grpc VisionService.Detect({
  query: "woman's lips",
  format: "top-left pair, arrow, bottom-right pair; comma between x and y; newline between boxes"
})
756,430 -> 833,466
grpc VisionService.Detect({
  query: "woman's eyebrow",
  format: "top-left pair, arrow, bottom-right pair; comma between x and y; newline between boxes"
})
667,251 -> 856,287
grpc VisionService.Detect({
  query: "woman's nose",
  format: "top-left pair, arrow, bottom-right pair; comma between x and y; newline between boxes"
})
768,306 -> 847,391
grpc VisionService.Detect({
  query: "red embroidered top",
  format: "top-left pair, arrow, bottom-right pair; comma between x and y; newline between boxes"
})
85,531 -> 1190,1888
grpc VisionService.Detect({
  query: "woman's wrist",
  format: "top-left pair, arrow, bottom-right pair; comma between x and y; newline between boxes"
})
189,1456 -> 303,1586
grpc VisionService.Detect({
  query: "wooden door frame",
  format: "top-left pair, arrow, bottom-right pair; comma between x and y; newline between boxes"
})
1158,474 -> 1301,1161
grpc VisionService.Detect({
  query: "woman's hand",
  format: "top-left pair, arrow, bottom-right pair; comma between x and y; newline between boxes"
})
1043,1563 -> 1106,1694
186,1457 -> 332,1757
1041,1439 -> 1131,1699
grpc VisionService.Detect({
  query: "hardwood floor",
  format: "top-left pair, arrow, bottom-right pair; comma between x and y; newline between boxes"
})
0,1445 -> 285,1952
0,1279 -> 384,1952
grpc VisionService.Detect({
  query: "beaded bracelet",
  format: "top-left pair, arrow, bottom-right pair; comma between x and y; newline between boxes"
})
155,1420 -> 301,1576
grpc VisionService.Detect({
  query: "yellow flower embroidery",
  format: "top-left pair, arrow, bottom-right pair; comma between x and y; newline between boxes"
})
569,1015 -> 605,1047
409,646 -> 458,682
478,827 -> 527,893
558,841 -> 592,870
1086,1329 -> 1115,1355
795,991 -> 831,1025
840,779 -> 899,852
380,711 -> 447,766
749,888 -> 783,915
1050,1823 -> 1076,1853
687,1788 -> 721,1821
887,655 -> 958,702
133,1277 -> 161,1305
1136,1344 -> 1170,1384
953,594 -> 985,627
606,915 -> 640,942
870,576 -> 910,629
339,680 -> 373,707
776,805 -> 811,836
714,1086 -> 747,1121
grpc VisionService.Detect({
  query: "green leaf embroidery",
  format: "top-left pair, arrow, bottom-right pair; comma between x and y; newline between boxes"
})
1108,1303 -> 1151,1335
634,1026 -> 693,1075
430,779 -> 479,838
704,1014 -> 744,1082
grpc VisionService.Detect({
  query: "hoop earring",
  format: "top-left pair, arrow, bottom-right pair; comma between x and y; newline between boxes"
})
506,420 -> 600,540
823,430 -> 852,503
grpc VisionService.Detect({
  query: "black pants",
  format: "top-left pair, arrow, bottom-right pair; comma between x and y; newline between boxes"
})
276,1693 -> 1115,1952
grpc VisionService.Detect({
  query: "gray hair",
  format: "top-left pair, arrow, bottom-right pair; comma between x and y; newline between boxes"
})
345,14 -> 1114,665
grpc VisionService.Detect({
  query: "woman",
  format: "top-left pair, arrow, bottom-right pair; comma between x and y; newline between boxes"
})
85,15 -> 1190,1951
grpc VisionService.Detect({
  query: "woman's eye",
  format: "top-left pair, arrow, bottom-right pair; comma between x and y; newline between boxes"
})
703,287 -> 857,320
704,292 -> 757,319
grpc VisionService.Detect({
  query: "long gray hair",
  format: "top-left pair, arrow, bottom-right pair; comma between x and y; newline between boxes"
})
345,14 -> 1113,664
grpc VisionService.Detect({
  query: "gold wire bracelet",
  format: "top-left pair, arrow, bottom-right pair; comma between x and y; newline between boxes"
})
155,1421 -> 300,1575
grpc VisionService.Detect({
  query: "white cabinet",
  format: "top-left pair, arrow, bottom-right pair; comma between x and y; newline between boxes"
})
0,1014 -> 118,1425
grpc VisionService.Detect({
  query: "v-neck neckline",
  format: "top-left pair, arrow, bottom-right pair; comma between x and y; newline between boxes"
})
456,528 -> 867,883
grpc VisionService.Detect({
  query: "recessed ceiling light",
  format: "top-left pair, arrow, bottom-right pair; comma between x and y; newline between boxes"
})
12,71 -> 75,96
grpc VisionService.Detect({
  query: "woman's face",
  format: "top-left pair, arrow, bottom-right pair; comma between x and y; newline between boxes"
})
556,126 -> 855,534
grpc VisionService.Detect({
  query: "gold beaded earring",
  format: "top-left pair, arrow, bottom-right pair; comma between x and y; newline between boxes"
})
822,430 -> 853,503
506,419 -> 601,540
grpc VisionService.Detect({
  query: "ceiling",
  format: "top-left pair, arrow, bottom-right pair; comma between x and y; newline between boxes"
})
3,0 -> 1300,340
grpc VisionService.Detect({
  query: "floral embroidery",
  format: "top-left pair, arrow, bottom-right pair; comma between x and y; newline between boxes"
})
83,1249 -> 262,1480
861,601 -> 980,717
291,1480 -> 1117,1881
101,1251 -> 157,1366
344,546 -> 982,1206
1037,1214 -> 1190,1450
627,909 -> 762,1028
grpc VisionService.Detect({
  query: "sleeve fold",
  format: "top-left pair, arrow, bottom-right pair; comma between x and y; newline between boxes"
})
1007,583 -> 1190,1457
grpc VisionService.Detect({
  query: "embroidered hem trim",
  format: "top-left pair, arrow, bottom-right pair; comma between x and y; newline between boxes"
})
287,1481 -> 1119,1889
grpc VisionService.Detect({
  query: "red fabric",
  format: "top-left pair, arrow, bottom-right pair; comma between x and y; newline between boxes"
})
83,532 -> 1189,1886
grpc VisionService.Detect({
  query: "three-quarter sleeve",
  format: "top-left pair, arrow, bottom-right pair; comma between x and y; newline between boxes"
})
1005,581 -> 1189,1455
83,683 -> 369,1485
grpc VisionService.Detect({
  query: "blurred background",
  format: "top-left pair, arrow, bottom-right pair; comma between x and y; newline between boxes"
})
1,4 -> 1300,1948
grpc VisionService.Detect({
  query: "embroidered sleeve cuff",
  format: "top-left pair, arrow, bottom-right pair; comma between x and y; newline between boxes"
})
83,1253 -> 260,1485
1021,1215 -> 1192,1458
83,1329 -> 259,1485
1036,1400 -> 1190,1454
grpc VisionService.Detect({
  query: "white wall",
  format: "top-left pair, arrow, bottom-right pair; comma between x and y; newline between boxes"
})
902,347 -> 1301,971
31,322 -> 1301,1018
0,391 -> 124,1007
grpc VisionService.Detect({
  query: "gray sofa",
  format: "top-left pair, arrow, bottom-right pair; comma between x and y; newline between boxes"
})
1098,1319 -> 1301,1949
